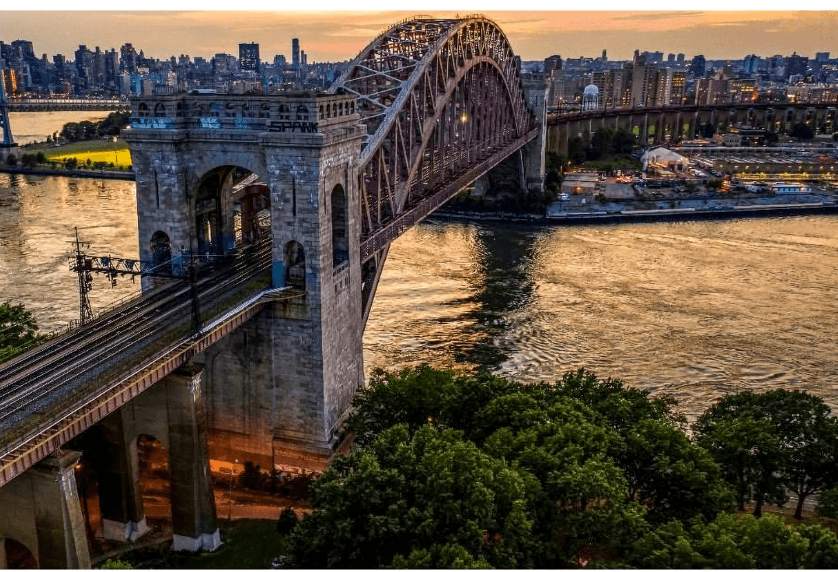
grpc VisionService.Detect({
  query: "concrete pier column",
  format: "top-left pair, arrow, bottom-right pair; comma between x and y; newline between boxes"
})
30,450 -> 91,569
95,412 -> 148,542
521,73 -> 548,193
167,366 -> 221,552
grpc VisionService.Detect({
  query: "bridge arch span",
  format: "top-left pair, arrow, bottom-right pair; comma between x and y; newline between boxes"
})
330,15 -> 540,317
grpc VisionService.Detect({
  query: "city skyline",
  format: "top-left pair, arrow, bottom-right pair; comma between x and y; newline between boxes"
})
3,10 -> 838,64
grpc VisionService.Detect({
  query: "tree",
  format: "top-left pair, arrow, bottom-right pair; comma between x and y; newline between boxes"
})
695,393 -> 789,516
627,512 -> 838,569
696,390 -> 838,520
588,128 -> 614,161
611,128 -> 636,155
20,153 -> 37,168
0,301 -> 42,360
765,130 -> 779,145
35,151 -> 47,164
6,154 -> 18,166
616,418 -> 733,524
61,122 -> 81,141
699,122 -> 716,138
759,390 -> 838,519
790,122 -> 814,141
282,424 -> 536,569
567,136 -> 587,165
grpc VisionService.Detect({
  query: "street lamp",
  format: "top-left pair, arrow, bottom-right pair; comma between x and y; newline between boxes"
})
228,459 -> 238,520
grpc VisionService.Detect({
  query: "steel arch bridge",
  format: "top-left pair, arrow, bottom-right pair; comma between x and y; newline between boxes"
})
329,15 -> 540,319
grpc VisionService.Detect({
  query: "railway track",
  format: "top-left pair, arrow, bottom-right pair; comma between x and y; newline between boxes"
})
0,240 -> 273,436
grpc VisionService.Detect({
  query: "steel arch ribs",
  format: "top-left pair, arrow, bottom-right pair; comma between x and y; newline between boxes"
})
332,16 -> 537,243
330,16 -> 539,320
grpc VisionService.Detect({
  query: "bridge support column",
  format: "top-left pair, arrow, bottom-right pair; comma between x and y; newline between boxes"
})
521,74 -> 549,194
167,366 -> 220,552
95,412 -> 147,542
0,450 -> 91,569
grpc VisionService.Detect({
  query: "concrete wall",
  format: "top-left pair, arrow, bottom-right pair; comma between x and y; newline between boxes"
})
0,450 -> 91,569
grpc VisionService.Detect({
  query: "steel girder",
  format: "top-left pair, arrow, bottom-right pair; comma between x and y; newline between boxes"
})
330,16 -> 538,319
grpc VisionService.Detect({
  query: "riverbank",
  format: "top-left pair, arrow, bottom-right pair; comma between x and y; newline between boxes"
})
435,201 -> 838,226
0,165 -> 134,180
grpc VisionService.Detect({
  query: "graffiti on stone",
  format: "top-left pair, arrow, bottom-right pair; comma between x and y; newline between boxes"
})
268,121 -> 319,133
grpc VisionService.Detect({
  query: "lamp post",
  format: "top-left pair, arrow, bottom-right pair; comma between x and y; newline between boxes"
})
228,459 -> 238,520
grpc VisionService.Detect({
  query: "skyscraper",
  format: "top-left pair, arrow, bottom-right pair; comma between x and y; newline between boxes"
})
292,38 -> 300,70
239,42 -> 260,72
688,55 -> 706,78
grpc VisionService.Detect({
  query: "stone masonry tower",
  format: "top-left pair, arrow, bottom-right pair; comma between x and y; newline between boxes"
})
521,71 -> 549,194
123,93 -> 366,471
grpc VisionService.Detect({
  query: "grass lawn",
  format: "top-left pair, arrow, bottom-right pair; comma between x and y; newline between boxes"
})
44,139 -> 132,168
108,520 -> 287,569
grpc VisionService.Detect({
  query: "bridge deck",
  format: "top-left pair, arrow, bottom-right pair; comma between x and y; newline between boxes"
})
0,242 -> 292,488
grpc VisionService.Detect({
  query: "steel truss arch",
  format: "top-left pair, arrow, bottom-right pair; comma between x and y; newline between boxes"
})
331,15 -> 539,319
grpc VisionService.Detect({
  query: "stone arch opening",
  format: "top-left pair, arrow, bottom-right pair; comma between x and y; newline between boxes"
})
136,434 -> 172,525
194,165 -> 271,256
296,105 -> 309,121
284,241 -> 306,288
1,539 -> 37,569
138,102 -> 150,117
234,184 -> 271,246
150,231 -> 172,271
278,104 -> 290,120
331,184 -> 348,266
210,102 -> 223,117
154,102 -> 166,117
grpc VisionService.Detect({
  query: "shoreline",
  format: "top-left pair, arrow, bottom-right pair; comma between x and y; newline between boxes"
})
0,166 -> 135,181
2,168 -> 837,224
433,202 -> 838,226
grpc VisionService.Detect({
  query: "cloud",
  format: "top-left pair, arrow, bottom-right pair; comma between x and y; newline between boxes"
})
615,11 -> 705,20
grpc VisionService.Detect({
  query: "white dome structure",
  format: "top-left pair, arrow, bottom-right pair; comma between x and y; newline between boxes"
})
582,84 -> 600,111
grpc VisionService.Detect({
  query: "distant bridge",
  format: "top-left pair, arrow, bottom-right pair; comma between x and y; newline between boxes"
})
7,98 -> 129,112
547,102 -> 838,155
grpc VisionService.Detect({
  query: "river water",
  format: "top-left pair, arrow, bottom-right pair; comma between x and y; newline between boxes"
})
1,172 -> 836,422
2,113 -> 837,421
9,111 -> 110,146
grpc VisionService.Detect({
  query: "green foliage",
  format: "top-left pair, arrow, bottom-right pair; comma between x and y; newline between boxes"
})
284,424 -> 536,568
568,136 -> 587,165
617,418 -> 734,524
20,153 -> 37,168
699,122 -> 716,138
0,301 -> 43,361
695,390 -> 838,519
6,154 -> 17,166
706,178 -> 723,189
817,487 -> 838,519
99,559 -> 132,569
303,367 -> 838,567
627,512 -> 838,568
35,151 -> 46,164
545,151 -> 565,173
65,157 -> 78,170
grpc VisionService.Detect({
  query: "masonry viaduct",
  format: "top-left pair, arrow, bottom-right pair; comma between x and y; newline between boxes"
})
0,16 -> 548,567
547,103 -> 838,156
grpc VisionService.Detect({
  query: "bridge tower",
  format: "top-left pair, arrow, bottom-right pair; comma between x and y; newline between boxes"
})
520,72 -> 549,194
123,92 -> 366,472
0,57 -> 18,162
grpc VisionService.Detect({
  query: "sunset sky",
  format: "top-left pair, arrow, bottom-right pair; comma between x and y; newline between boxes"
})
3,9 -> 838,63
